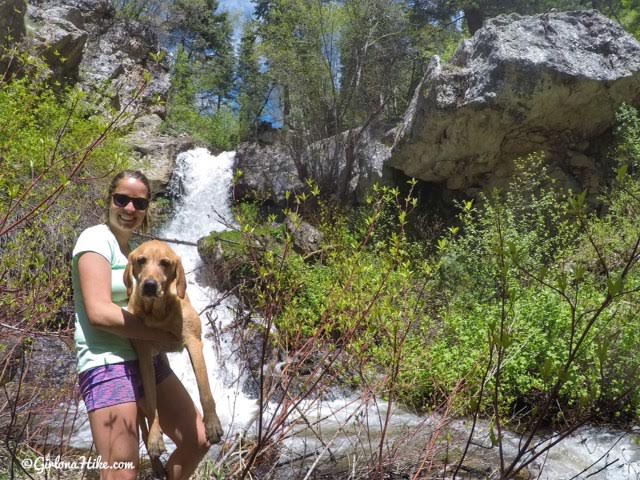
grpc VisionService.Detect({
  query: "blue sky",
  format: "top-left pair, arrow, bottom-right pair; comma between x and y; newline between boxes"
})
217,0 -> 255,43
218,0 -> 254,18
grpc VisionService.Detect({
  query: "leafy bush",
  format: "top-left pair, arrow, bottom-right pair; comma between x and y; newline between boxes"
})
0,52 -> 131,330
430,144 -> 640,425
201,184 -> 435,404
204,107 -> 640,443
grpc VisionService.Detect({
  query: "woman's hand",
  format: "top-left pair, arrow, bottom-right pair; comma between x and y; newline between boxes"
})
78,252 -> 177,343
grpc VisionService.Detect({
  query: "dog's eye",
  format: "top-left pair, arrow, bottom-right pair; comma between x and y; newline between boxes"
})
137,257 -> 147,266
159,259 -> 171,268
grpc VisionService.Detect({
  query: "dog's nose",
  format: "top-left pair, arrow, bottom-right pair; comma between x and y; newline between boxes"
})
142,280 -> 158,296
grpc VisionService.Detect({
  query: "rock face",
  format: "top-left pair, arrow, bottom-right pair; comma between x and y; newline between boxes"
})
234,127 -> 393,205
391,10 -> 640,193
26,0 -> 170,113
127,114 -> 194,194
0,0 -> 27,49
21,0 -> 182,195
28,2 -> 88,82
77,8 -> 170,115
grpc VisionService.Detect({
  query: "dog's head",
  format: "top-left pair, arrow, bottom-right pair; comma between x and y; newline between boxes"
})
124,240 -> 187,300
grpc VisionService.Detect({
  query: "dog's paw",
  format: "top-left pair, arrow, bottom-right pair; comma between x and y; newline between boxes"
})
147,433 -> 166,459
205,415 -> 224,444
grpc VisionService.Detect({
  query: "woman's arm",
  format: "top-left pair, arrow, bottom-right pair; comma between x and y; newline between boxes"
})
78,252 -> 177,342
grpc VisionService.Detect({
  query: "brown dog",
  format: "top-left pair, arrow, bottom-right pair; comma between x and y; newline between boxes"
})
124,240 -> 224,462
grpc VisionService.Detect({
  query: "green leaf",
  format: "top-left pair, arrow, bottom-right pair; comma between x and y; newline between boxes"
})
489,422 -> 498,447
616,164 -> 629,182
607,276 -> 623,296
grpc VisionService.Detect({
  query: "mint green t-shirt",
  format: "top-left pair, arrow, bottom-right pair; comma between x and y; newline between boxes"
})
72,224 -> 137,373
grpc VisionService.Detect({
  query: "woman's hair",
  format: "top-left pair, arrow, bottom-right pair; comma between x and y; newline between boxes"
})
106,170 -> 152,233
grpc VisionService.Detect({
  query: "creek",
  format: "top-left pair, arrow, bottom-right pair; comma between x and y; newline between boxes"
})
69,148 -> 640,479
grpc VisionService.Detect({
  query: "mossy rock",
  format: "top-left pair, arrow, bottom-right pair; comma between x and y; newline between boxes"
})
197,225 -> 288,290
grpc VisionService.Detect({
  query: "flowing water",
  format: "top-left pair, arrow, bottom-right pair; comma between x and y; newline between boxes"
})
68,148 -> 640,479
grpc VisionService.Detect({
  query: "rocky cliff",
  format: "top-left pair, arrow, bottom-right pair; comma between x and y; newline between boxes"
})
0,0 -> 190,193
391,10 -> 640,194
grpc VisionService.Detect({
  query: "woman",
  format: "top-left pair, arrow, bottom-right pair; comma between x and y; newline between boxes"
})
72,170 -> 210,480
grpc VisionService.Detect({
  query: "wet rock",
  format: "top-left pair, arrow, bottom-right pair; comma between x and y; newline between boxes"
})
391,10 -> 640,193
233,142 -> 304,205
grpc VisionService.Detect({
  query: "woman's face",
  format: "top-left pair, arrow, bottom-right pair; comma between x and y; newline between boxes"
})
108,176 -> 149,233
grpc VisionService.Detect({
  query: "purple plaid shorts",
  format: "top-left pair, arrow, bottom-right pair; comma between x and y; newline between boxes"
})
79,355 -> 173,412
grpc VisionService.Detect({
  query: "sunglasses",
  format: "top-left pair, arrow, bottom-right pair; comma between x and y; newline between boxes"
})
112,193 -> 149,211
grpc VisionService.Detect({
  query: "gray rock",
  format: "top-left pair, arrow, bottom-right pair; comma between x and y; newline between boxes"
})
0,0 -> 27,51
391,10 -> 640,193
126,114 -> 194,194
23,0 -> 175,194
233,142 -> 305,204
305,127 -> 394,203
77,13 -> 170,115
234,127 -> 394,205
26,0 -> 170,114
27,0 -> 113,27
285,214 -> 324,255
27,3 -> 88,82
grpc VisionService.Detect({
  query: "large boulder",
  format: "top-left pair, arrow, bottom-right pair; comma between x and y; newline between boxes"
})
234,127 -> 393,205
391,10 -> 640,193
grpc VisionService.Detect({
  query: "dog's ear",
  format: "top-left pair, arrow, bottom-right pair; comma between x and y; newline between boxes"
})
176,259 -> 187,299
124,254 -> 134,297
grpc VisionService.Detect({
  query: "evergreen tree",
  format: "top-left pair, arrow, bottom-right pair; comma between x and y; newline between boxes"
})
237,24 -> 272,139
162,0 -> 238,148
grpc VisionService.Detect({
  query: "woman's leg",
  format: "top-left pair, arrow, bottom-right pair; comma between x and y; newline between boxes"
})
154,373 -> 211,480
88,402 -> 140,480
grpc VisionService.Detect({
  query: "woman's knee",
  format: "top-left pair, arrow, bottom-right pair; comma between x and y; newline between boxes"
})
99,447 -> 140,480
88,403 -> 140,479
179,426 -> 211,457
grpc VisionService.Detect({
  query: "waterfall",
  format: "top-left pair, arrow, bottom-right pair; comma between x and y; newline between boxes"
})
157,148 -> 257,433
68,148 -> 640,479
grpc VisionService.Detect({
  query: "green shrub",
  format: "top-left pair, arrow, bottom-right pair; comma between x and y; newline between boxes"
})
0,52 -> 131,330
429,144 -> 640,423
208,107 -> 640,428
